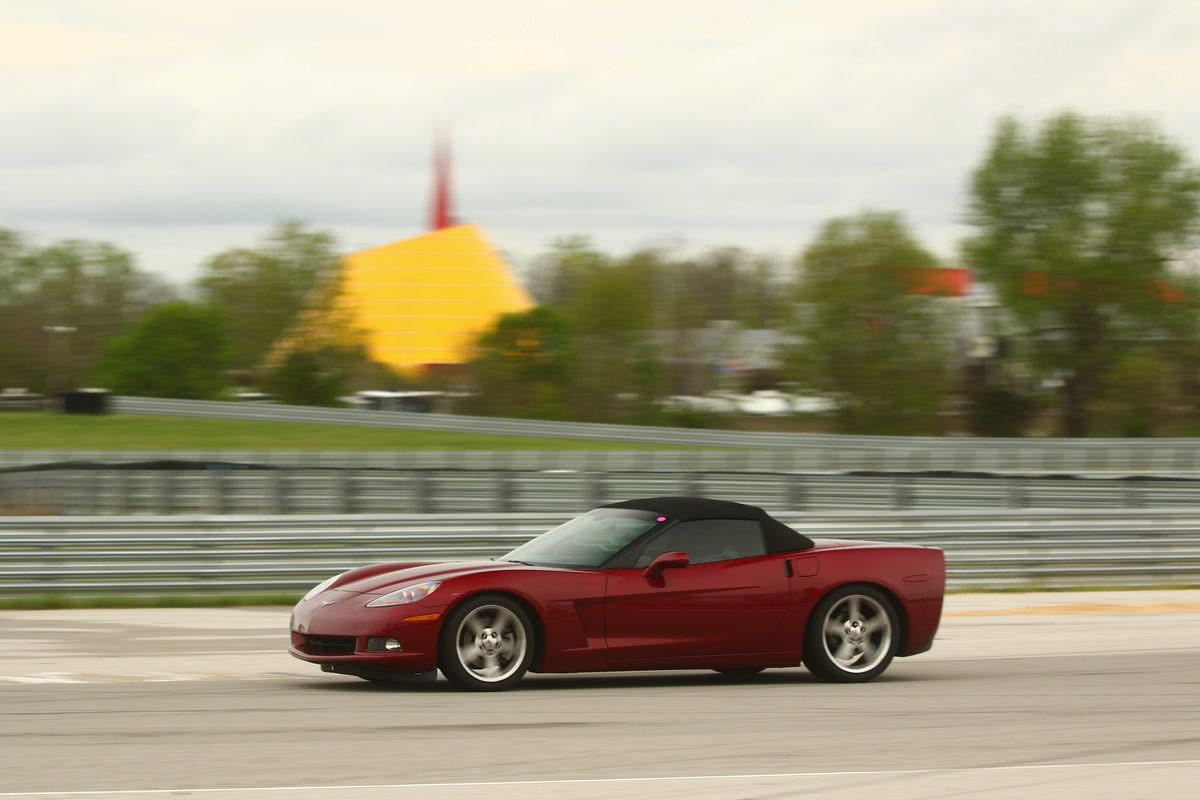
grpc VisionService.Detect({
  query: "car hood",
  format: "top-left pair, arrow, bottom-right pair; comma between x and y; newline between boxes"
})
334,560 -> 540,595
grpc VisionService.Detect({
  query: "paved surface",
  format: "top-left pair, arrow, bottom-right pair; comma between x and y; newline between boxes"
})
1,591 -> 1199,799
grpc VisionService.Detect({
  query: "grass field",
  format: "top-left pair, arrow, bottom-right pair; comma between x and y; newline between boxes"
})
0,413 -> 689,451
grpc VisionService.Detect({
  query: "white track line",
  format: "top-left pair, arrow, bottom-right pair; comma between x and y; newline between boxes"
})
4,759 -> 1198,797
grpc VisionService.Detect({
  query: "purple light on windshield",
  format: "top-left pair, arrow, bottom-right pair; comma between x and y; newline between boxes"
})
656,516 -> 668,522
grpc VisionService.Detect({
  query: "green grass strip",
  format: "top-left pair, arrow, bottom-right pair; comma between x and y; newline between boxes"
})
0,413 -> 706,451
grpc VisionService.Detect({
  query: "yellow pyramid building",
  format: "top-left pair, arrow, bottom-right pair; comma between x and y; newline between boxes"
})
270,224 -> 533,372
324,224 -> 533,370
271,138 -> 534,372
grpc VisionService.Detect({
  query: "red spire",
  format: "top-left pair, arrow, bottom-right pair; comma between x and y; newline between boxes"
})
429,132 -> 454,231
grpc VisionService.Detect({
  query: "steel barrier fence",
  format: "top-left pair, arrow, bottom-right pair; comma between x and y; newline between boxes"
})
107,396 -> 1200,472
6,445 -> 1200,475
4,466 -> 1200,516
3,509 -> 1200,593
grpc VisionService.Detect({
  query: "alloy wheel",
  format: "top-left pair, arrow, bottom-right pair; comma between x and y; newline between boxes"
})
820,593 -> 893,674
454,604 -> 528,683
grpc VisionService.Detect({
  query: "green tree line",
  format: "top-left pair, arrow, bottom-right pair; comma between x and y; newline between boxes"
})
3,111 -> 1199,436
469,112 -> 1200,436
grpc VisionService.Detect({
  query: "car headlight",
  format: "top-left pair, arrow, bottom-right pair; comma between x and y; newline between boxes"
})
302,574 -> 341,602
365,581 -> 442,607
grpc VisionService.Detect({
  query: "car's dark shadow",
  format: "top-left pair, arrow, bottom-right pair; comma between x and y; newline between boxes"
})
516,671 -> 815,691
295,668 -> 922,692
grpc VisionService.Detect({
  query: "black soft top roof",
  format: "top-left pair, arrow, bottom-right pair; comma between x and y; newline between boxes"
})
600,496 -> 814,553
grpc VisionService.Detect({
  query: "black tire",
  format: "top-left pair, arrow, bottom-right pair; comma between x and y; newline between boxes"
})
803,584 -> 899,683
438,593 -> 536,691
712,667 -> 767,676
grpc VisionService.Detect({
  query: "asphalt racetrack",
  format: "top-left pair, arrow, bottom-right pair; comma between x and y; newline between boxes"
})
2,591 -> 1199,799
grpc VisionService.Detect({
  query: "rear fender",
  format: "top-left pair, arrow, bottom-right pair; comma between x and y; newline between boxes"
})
796,545 -> 945,657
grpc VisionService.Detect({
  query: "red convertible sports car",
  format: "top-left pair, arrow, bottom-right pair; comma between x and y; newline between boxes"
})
290,497 -> 945,691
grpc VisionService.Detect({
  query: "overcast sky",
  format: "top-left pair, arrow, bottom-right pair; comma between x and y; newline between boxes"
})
3,0 -> 1198,283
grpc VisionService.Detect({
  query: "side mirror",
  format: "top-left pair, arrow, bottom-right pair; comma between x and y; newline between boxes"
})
643,550 -> 689,581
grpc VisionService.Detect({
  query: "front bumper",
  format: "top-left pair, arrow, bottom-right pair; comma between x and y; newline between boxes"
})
288,590 -> 442,672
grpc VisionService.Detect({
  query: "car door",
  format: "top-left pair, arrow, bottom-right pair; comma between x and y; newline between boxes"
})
604,519 -> 789,665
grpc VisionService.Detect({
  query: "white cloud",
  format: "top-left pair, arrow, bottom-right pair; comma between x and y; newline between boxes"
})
3,0 -> 1199,282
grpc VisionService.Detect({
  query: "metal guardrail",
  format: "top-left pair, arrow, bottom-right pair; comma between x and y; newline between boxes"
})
3,509 -> 1199,593
5,445 -> 1200,475
107,396 -> 1200,472
4,465 -> 1200,516
0,449 -> 983,471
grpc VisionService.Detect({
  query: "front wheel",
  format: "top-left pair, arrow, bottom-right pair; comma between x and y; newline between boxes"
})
804,585 -> 898,683
439,594 -> 535,691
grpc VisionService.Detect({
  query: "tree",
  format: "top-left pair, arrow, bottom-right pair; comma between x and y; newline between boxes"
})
95,302 -> 231,399
466,306 -> 574,419
265,345 -> 364,407
966,113 -> 1200,436
530,238 -> 794,400
527,236 -> 608,308
0,231 -> 171,393
652,248 -> 789,395
261,271 -> 374,404
792,211 -> 952,434
196,221 -> 342,370
526,240 -> 669,420
1095,348 -> 1174,436
655,247 -> 789,331
565,251 -> 664,421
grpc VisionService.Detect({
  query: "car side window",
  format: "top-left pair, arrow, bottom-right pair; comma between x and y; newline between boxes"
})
634,519 -> 765,567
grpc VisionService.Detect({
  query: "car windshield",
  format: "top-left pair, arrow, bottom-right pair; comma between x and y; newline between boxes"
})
500,508 -> 664,568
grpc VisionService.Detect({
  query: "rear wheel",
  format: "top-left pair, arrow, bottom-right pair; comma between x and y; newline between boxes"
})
439,594 -> 535,691
804,585 -> 898,683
